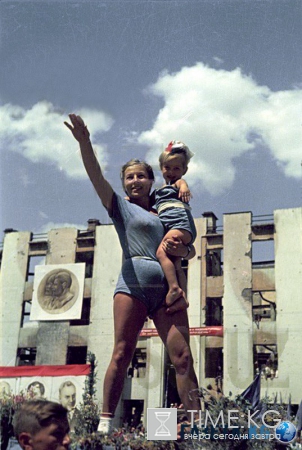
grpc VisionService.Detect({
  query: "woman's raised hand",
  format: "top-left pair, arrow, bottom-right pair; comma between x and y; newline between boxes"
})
64,114 -> 90,144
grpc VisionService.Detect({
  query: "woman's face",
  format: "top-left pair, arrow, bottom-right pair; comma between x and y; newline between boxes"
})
123,165 -> 153,199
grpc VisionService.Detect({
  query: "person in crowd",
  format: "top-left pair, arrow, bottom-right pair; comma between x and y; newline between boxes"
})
65,114 -> 200,434
13,400 -> 70,450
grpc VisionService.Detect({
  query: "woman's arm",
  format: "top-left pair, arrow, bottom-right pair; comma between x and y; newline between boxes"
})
64,114 -> 114,211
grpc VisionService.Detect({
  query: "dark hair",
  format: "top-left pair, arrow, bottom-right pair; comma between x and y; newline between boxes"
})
13,400 -> 68,438
120,159 -> 155,188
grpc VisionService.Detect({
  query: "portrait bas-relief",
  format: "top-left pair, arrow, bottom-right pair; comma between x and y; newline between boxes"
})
30,263 -> 85,321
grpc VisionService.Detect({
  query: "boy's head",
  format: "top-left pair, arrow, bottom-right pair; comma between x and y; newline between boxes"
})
159,141 -> 193,184
13,400 -> 70,450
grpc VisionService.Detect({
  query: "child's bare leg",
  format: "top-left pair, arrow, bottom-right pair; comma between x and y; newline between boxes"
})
156,229 -> 192,307
156,244 -> 184,305
175,258 -> 187,296
165,258 -> 189,314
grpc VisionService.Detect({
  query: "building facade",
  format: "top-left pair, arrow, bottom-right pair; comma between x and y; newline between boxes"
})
0,207 -> 301,426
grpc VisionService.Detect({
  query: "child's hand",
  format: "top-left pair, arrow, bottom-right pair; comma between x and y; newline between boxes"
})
178,186 -> 192,203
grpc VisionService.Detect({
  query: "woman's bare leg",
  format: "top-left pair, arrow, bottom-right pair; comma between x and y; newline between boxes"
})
156,229 -> 191,308
102,293 -> 148,414
153,307 -> 200,413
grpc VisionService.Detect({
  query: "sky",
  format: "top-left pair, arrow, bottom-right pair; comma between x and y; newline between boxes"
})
1,0 -> 301,242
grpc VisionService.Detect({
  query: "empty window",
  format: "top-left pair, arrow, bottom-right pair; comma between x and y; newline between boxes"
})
16,348 -> 37,366
20,300 -> 39,328
75,251 -> 94,278
127,348 -> 147,378
122,400 -> 144,428
66,346 -> 88,365
70,298 -> 91,326
254,345 -> 278,379
252,240 -> 274,266
205,347 -> 223,379
205,297 -> 223,326
252,292 -> 276,325
206,250 -> 223,276
26,255 -> 46,281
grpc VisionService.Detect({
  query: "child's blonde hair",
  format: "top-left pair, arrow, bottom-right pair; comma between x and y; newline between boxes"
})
159,141 -> 193,168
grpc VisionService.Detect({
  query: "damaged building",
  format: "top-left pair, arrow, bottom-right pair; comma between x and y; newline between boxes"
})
0,207 -> 301,427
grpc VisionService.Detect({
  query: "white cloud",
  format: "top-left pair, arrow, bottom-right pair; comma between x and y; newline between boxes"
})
137,63 -> 302,194
0,101 -> 114,178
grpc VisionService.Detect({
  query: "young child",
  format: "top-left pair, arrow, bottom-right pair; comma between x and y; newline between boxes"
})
155,141 -> 197,313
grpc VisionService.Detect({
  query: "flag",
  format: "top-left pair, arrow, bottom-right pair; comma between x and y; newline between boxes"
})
296,400 -> 302,432
286,394 -> 292,420
240,374 -> 261,411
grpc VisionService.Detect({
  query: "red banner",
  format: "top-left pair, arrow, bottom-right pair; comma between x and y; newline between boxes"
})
140,326 -> 223,338
0,364 -> 90,378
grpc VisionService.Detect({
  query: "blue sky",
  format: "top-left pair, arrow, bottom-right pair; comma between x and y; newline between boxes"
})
1,0 -> 301,238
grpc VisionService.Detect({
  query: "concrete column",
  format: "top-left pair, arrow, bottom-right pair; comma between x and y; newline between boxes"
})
223,212 -> 253,393
0,231 -> 30,365
275,208 -> 302,403
35,228 -> 77,365
87,224 -> 121,422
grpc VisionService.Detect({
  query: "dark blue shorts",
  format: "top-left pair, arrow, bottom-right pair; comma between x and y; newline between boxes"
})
114,257 -> 168,316
159,207 -> 197,244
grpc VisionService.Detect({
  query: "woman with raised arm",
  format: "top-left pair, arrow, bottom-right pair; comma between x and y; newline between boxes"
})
65,114 -> 200,434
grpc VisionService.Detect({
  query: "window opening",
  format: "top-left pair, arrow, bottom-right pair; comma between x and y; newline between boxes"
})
122,400 -> 144,428
252,240 -> 275,267
254,344 -> 278,379
66,346 -> 88,365
20,300 -> 39,328
26,255 -> 46,281
252,291 -> 276,328
16,348 -> 37,366
75,251 -> 94,278
70,298 -> 91,326
205,347 -> 223,379
127,348 -> 146,378
206,250 -> 223,276
205,297 -> 223,326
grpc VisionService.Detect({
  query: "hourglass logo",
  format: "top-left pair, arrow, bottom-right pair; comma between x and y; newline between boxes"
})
147,408 -> 177,440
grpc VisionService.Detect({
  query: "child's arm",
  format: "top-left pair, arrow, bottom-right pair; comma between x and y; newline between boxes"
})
174,178 -> 192,203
